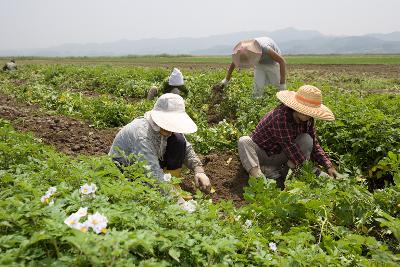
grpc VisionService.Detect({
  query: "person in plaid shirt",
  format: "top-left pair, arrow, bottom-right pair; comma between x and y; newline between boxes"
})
238,85 -> 338,189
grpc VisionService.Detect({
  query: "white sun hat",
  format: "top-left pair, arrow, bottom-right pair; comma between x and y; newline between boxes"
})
150,93 -> 197,134
168,68 -> 184,86
276,85 -> 335,121
232,39 -> 262,68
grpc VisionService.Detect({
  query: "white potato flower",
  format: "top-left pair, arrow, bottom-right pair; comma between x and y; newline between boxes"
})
80,183 -> 97,195
87,212 -> 108,234
41,186 -> 57,205
47,187 -> 57,195
40,195 -> 49,204
72,222 -> 90,233
269,242 -> 277,251
181,200 -> 197,213
64,214 -> 81,228
75,207 -> 88,218
244,219 -> 253,228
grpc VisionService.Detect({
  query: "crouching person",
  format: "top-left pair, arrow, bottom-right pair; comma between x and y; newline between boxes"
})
238,85 -> 338,189
109,93 -> 211,194
3,59 -> 17,71
147,68 -> 188,100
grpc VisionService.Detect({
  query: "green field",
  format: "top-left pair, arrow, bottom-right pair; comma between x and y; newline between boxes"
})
2,54 -> 400,66
0,63 -> 399,265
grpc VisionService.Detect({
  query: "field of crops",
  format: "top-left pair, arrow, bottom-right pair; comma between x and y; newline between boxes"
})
3,54 -> 400,66
0,60 -> 400,266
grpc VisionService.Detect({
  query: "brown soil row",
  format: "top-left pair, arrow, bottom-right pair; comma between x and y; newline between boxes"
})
289,64 -> 400,78
0,93 -> 249,205
0,93 -> 116,156
13,59 -> 400,77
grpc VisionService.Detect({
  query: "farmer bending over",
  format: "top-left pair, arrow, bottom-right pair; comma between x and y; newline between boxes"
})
109,93 -> 211,193
238,85 -> 338,189
3,59 -> 17,71
220,37 -> 286,97
147,68 -> 188,100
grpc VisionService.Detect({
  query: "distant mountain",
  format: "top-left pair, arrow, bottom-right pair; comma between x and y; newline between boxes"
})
366,31 -> 400,42
280,36 -> 400,54
1,28 -> 399,56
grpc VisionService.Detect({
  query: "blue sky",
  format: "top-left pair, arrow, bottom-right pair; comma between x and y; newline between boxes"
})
1,0 -> 399,50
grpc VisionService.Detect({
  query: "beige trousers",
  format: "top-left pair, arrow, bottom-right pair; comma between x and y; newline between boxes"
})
253,63 -> 280,97
238,134 -> 313,178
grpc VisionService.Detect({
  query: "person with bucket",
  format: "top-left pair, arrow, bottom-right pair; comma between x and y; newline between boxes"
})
109,93 -> 211,194
220,37 -> 286,97
238,85 -> 338,189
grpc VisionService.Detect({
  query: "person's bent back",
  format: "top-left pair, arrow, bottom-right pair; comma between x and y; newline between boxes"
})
3,60 -> 17,71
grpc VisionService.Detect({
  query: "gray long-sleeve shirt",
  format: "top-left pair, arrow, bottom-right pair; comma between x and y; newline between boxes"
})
109,117 -> 203,182
255,37 -> 281,65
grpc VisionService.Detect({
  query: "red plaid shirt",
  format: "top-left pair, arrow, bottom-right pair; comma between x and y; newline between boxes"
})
250,104 -> 333,169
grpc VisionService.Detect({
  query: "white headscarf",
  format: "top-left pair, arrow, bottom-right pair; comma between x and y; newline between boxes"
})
168,68 -> 184,86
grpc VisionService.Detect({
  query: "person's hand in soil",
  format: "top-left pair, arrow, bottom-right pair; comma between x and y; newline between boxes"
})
328,167 -> 339,179
212,83 -> 224,94
219,78 -> 229,88
194,172 -> 211,193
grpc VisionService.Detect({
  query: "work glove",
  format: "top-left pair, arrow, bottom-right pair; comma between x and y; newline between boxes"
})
220,78 -> 229,88
194,172 -> 211,193
278,83 -> 286,91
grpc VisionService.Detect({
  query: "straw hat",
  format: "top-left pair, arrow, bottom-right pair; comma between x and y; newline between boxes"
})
276,85 -> 335,121
150,93 -> 197,134
168,68 -> 184,86
232,39 -> 262,68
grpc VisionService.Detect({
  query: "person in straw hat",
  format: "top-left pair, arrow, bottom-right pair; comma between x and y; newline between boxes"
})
238,85 -> 338,189
109,93 -> 211,193
147,68 -> 189,100
220,37 -> 286,97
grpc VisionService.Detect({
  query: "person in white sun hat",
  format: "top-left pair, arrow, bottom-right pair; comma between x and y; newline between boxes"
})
109,93 -> 211,193
220,37 -> 286,97
147,68 -> 189,100
238,85 -> 338,189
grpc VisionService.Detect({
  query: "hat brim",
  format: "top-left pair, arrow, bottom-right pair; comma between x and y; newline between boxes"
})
150,110 -> 197,134
276,91 -> 335,121
232,51 -> 261,68
232,39 -> 262,68
232,39 -> 262,54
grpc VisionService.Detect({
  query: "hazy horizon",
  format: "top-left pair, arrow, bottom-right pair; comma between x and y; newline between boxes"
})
1,0 -> 399,51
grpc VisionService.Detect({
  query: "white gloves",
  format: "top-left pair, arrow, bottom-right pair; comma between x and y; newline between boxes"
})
220,78 -> 229,87
194,172 -> 211,193
278,83 -> 287,91
163,173 -> 172,182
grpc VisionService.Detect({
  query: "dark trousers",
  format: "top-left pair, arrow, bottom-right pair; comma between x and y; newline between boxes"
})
159,133 -> 186,170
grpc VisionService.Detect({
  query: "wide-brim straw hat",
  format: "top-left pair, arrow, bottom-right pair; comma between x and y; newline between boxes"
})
232,39 -> 262,68
276,85 -> 335,121
150,93 -> 197,134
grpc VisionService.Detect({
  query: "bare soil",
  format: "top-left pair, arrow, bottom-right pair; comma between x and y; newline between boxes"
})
288,64 -> 400,78
181,153 -> 248,206
0,93 -> 117,155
